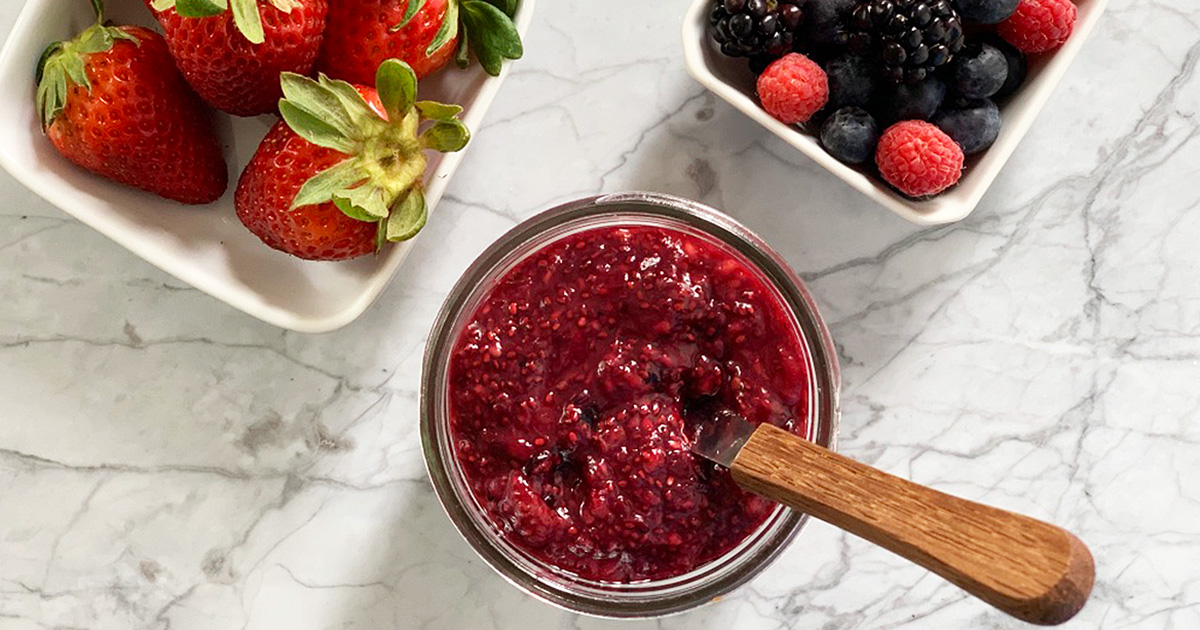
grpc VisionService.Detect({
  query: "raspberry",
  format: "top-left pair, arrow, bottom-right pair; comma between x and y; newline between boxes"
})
876,120 -> 965,197
756,53 -> 829,125
998,0 -> 1077,53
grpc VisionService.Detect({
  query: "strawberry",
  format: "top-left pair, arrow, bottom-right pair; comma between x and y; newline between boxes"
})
36,0 -> 227,205
317,0 -> 523,86
235,60 -> 470,261
145,0 -> 329,117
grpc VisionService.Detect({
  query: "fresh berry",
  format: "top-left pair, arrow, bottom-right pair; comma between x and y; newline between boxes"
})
144,0 -> 328,117
757,53 -> 829,124
36,4 -> 226,204
933,99 -> 1001,154
803,0 -> 857,48
824,54 -> 876,109
882,77 -> 947,122
952,0 -> 1019,24
710,0 -> 806,58
998,0 -> 1077,53
236,61 -> 469,260
978,33 -> 1027,98
820,106 -> 879,163
841,0 -> 966,84
317,0 -> 524,84
951,43 -> 1008,99
876,120 -> 964,197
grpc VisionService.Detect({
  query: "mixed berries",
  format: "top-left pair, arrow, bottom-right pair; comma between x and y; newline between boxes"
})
841,0 -> 966,85
711,0 -> 1079,198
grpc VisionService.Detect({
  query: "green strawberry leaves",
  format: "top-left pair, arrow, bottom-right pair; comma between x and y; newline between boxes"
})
427,0 -> 460,57
416,99 -> 469,152
172,0 -> 226,18
421,119 -> 470,152
279,60 -> 469,246
376,59 -> 417,121
151,0 -> 300,45
292,161 -> 367,209
387,189 -> 428,241
394,0 -> 524,77
36,2 -> 140,129
334,186 -> 391,222
416,101 -> 463,120
459,1 -> 523,75
392,0 -> 428,32
279,73 -> 363,151
481,0 -> 518,17
228,0 -> 265,45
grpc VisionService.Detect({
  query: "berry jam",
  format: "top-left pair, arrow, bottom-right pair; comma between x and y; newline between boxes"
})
449,225 -> 812,583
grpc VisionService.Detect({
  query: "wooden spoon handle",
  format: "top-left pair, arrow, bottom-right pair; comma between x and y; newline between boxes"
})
732,424 -> 1094,626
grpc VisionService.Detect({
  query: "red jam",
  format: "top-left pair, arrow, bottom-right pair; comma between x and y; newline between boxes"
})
449,225 -> 811,583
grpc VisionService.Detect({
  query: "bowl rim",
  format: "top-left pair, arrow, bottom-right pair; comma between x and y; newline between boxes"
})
680,0 -> 1110,226
420,191 -> 843,618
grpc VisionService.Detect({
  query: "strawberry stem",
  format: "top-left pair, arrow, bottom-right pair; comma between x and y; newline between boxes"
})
279,60 -> 470,245
35,3 -> 139,129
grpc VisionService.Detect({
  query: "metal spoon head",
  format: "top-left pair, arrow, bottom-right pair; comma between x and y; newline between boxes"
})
691,410 -> 757,469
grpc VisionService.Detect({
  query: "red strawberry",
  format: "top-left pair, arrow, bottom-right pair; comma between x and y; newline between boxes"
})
317,0 -> 524,86
36,1 -> 227,204
144,0 -> 328,117
236,60 -> 470,261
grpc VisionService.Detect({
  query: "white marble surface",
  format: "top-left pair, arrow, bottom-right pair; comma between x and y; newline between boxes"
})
1,0 -> 1198,628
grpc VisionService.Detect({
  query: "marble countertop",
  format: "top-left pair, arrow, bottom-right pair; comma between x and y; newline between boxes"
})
2,0 -> 1198,628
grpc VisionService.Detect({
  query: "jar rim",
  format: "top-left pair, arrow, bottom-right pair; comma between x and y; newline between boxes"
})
420,192 -> 841,618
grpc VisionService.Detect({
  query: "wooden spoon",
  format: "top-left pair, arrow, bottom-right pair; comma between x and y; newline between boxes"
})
693,412 -> 1095,626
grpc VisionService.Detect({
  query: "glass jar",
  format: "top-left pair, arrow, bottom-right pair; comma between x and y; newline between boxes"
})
421,192 -> 840,617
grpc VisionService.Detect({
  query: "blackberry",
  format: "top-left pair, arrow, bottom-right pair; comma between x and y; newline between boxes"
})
841,0 -> 967,84
711,0 -> 805,59
802,0 -> 857,49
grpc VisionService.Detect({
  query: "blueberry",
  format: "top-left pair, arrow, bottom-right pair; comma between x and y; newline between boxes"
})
951,0 -> 1019,24
824,54 -> 876,108
979,34 -> 1028,99
803,0 -> 857,47
933,99 -> 1001,154
820,106 -> 880,164
951,43 -> 1008,100
882,77 -> 946,121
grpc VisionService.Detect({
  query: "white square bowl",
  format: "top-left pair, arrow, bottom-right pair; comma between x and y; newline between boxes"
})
681,0 -> 1107,225
0,0 -> 535,333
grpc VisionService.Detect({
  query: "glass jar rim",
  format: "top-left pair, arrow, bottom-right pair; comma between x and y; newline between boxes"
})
420,192 -> 841,618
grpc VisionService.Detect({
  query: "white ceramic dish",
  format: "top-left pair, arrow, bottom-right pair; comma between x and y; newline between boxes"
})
681,0 -> 1107,225
0,0 -> 535,333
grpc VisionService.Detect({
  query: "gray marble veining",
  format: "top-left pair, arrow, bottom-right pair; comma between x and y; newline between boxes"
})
1,0 -> 1197,628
